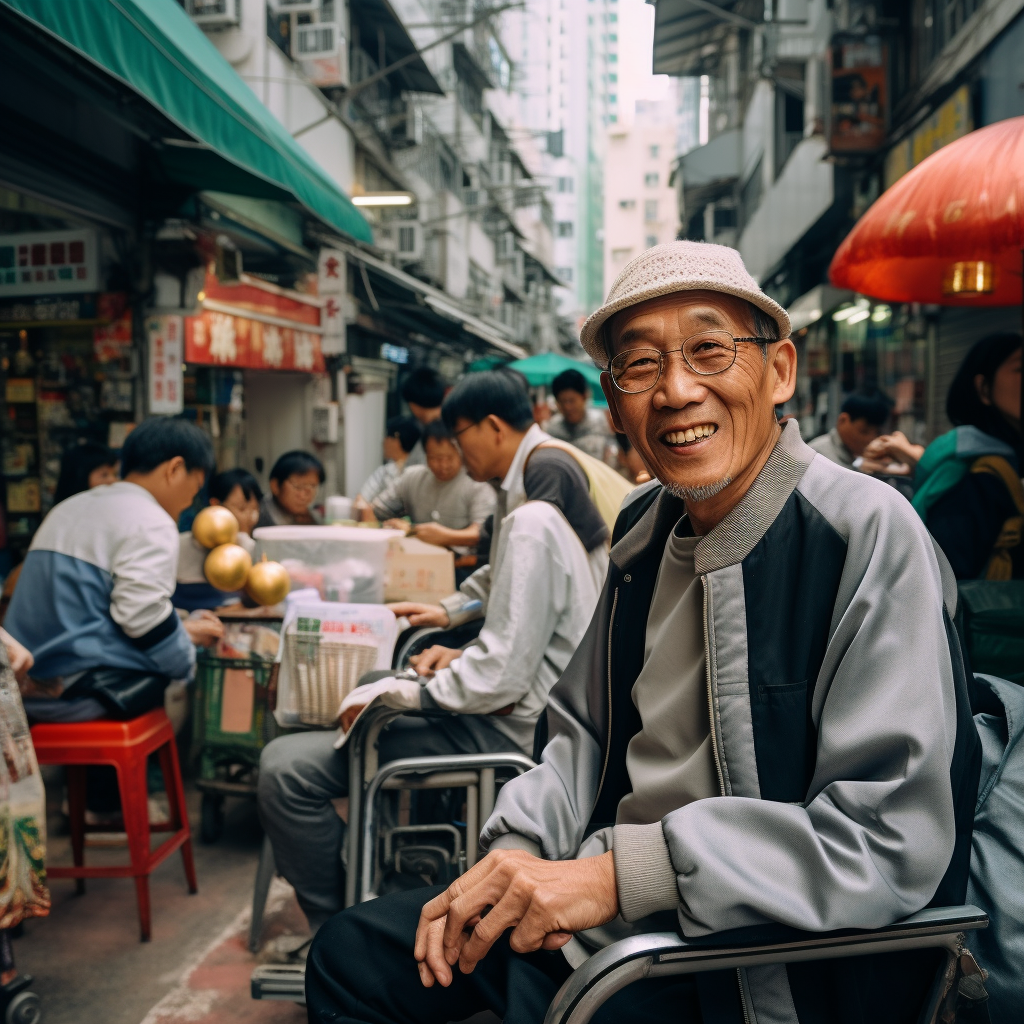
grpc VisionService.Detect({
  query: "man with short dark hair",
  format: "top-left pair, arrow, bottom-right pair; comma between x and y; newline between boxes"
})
809,389 -> 892,468
545,368 -> 612,459
306,241 -> 979,1024
257,369 -> 608,936
7,417 -> 222,722
401,367 -> 447,467
369,420 -> 495,556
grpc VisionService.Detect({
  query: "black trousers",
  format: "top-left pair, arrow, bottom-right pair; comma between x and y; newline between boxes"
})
305,885 -> 703,1024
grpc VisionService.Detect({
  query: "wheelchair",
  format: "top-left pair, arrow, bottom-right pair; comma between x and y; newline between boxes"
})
251,617 -> 992,1019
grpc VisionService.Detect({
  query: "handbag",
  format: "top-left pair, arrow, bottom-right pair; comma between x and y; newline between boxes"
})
63,667 -> 171,720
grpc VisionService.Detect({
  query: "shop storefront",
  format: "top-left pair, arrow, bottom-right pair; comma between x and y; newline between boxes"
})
788,285 -> 933,444
0,194 -> 139,564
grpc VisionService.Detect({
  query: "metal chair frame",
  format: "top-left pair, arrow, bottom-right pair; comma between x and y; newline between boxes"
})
542,904 -> 989,1024
341,702 -> 535,903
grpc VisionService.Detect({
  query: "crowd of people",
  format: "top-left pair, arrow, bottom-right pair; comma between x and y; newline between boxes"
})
0,238 -> 1018,1023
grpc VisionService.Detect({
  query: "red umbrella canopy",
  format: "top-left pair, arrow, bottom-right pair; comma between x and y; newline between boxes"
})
829,116 -> 1024,306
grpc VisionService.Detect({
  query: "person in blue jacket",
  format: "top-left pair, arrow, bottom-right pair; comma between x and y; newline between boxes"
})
6,417 -> 222,723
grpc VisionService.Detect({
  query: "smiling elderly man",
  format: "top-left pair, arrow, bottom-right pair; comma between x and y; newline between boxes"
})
305,242 -> 980,1024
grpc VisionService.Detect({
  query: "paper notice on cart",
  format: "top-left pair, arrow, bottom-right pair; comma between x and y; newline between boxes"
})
274,601 -> 398,729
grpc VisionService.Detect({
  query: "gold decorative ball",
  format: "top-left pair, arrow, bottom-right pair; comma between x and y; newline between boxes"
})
192,505 -> 238,549
245,555 -> 291,606
204,543 -> 252,592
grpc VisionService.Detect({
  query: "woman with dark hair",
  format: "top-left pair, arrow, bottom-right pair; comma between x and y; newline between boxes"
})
53,441 -> 118,506
257,450 -> 325,528
913,332 -> 1022,579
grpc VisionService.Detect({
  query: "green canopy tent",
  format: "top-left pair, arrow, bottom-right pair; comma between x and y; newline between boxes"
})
2,0 -> 372,244
507,352 -> 608,407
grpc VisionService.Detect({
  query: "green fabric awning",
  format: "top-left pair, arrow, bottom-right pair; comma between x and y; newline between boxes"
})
2,0 -> 373,244
507,352 -> 608,406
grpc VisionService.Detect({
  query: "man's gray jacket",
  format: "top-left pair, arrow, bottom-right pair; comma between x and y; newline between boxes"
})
481,421 -> 980,1024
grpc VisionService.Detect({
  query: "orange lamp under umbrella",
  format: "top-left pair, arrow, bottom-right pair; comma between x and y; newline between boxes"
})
829,116 -> 1024,306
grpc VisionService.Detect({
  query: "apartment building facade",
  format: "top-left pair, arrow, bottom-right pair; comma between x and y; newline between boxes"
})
654,0 -> 1024,443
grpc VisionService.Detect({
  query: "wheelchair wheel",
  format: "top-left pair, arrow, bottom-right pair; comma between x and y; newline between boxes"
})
200,792 -> 225,843
5,990 -> 41,1024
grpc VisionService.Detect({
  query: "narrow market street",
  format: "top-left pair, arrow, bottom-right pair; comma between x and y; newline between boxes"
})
18,779 -> 306,1024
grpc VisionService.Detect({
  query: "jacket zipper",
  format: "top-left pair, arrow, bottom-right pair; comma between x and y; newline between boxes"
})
595,586 -> 619,802
704,576 -> 752,1024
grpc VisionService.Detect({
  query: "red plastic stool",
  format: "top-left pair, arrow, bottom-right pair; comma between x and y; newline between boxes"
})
30,708 -> 198,941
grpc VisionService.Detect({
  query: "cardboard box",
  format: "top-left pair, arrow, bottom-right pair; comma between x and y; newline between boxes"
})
385,537 -> 456,604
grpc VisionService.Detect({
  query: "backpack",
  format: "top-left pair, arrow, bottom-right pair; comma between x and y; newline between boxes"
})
533,438 -> 637,532
913,426 -> 1023,581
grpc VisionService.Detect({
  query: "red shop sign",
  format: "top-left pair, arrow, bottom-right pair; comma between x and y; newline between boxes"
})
185,312 -> 325,372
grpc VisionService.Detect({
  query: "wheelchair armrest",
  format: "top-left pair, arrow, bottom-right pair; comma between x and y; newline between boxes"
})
544,905 -> 988,1024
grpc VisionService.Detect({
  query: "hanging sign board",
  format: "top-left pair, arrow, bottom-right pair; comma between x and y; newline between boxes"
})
830,36 -> 887,153
0,230 -> 99,297
147,315 -> 184,415
184,272 -> 325,372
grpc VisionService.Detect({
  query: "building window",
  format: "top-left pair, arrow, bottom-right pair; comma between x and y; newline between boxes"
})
556,266 -> 574,282
557,176 -> 574,193
609,72 -> 617,82
609,11 -> 618,20
608,53 -> 618,62
644,172 -> 659,187
645,234 -> 658,248
609,94 -> 617,104
644,199 -> 658,221
649,144 -> 659,158
556,221 -> 574,238
608,33 -> 617,41
618,198 -> 636,210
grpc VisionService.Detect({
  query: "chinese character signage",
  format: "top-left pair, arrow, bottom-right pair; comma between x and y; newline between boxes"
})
0,230 -> 99,296
883,85 -> 972,188
184,272 -> 325,372
830,36 -> 887,153
147,315 -> 184,414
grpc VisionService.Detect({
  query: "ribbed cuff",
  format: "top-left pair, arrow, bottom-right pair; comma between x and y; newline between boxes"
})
613,822 -> 679,922
486,833 -> 542,857
440,592 -> 484,627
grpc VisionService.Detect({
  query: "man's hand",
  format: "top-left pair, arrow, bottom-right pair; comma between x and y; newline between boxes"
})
184,610 -> 225,648
409,645 -> 461,676
339,703 -> 365,733
410,522 -> 448,547
387,602 -> 450,628
383,518 -> 412,534
0,628 -> 33,684
414,849 -> 619,987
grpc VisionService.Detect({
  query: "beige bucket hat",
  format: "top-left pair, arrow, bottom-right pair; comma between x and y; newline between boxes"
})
580,240 -> 792,366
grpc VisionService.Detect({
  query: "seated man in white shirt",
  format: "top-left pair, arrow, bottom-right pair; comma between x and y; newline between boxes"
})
256,370 -> 609,935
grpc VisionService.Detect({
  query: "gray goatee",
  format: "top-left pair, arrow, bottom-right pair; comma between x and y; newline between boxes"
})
664,476 -> 733,503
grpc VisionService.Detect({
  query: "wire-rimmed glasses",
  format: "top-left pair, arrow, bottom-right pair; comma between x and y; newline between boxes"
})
608,331 -> 772,394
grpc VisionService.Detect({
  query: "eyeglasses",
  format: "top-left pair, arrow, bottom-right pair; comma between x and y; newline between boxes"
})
449,422 -> 476,453
283,479 -> 319,496
609,331 -> 772,394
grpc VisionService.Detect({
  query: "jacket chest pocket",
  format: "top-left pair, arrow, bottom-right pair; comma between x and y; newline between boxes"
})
756,678 -> 808,707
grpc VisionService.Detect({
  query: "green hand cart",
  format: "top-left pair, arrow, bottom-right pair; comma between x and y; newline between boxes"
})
192,652 -> 279,843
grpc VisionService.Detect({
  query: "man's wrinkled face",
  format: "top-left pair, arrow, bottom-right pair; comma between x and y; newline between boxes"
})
602,291 -> 792,502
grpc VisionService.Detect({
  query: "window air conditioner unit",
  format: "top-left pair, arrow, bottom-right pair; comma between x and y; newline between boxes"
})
396,223 -> 424,260
270,0 -> 321,13
185,0 -> 240,27
392,101 -> 424,148
295,22 -> 340,58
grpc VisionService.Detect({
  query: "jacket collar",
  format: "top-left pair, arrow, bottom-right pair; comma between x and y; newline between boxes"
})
500,423 -> 549,515
611,419 -> 815,574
